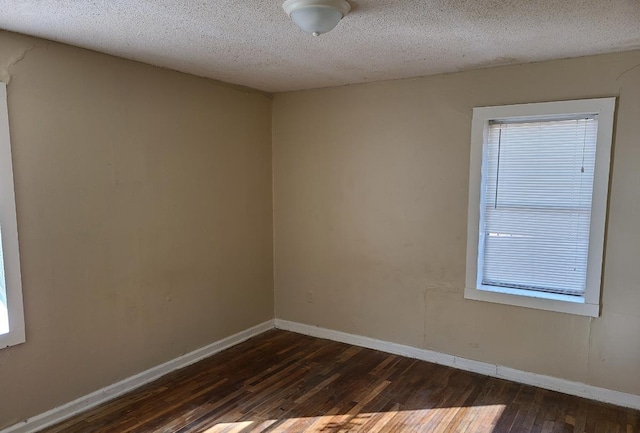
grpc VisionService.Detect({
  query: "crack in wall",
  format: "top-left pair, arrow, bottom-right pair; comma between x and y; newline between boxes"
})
0,345 -> 11,365
616,62 -> 640,91
586,316 -> 594,384
1,44 -> 36,84
422,287 -> 427,349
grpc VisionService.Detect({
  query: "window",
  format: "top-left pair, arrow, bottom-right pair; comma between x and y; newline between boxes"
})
465,98 -> 616,316
0,82 -> 25,348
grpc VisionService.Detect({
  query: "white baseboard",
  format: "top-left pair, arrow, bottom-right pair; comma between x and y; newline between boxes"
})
5,316 -> 638,433
275,319 -> 640,410
2,319 -> 275,433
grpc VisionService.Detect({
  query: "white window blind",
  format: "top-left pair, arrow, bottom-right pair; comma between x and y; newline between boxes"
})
481,116 -> 599,296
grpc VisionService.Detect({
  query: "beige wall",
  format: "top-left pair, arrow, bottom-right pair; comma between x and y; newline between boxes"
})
273,50 -> 640,396
1,26 -> 639,429
0,31 -> 273,428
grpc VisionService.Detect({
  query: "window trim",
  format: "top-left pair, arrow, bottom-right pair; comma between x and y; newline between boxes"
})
0,82 -> 25,348
465,98 -> 616,317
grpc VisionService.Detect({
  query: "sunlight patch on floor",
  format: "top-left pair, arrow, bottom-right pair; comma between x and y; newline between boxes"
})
202,420 -> 253,432
197,405 -> 507,432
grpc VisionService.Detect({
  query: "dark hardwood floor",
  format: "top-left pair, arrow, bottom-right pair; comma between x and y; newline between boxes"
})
39,329 -> 638,432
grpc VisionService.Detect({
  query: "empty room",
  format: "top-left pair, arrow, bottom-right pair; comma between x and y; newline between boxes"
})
0,1 -> 639,432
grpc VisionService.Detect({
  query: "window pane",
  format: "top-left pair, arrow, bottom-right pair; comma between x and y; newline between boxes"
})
482,118 -> 598,295
0,227 -> 7,335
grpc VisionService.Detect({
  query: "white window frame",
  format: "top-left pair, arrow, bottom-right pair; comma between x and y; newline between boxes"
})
0,82 -> 25,348
465,98 -> 616,317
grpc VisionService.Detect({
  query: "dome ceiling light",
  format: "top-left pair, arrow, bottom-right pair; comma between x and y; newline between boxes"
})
282,0 -> 351,37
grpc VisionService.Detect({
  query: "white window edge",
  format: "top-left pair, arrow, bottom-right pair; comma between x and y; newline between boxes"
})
464,286 -> 600,317
465,97 -> 616,317
0,82 -> 25,348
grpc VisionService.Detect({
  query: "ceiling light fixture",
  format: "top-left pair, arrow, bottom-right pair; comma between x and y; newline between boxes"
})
283,0 -> 351,37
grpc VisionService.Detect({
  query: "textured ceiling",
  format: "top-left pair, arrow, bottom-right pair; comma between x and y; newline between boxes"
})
0,0 -> 638,92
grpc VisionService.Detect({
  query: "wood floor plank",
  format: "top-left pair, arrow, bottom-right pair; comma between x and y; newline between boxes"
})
35,330 -> 640,433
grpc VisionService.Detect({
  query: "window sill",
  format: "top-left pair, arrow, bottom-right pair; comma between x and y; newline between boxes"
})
464,285 -> 600,317
0,327 -> 25,349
